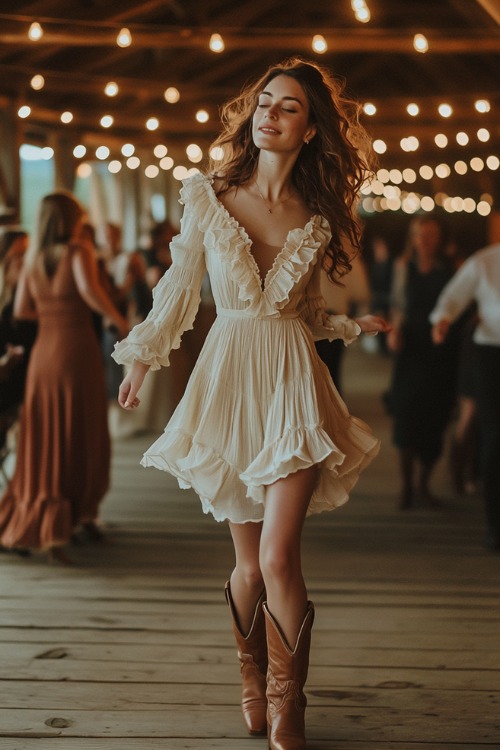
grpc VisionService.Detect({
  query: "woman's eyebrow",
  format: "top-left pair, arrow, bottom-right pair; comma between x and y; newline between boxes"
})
260,90 -> 304,106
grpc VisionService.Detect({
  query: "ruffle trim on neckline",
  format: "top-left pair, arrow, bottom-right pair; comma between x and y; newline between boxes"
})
180,173 -> 332,314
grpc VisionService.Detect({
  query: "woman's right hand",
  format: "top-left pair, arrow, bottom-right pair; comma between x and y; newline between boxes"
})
118,360 -> 150,409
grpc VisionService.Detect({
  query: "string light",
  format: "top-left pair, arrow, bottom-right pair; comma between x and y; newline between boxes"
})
145,165 -> 160,178
173,165 -> 189,180
454,160 -> 468,174
73,145 -> 86,158
470,157 -> 485,172
351,0 -> 371,23
363,102 -> 377,116
373,139 -> 387,154
60,111 -> 73,124
209,33 -> 225,52
146,117 -> 159,131
438,103 -> 453,118
311,35 -> 328,53
108,160 -> 122,173
30,74 -> 45,90
406,103 -> 419,116
126,156 -> 140,169
28,22 -> 44,41
210,146 -> 224,161
477,128 -> 490,142
96,146 -> 110,160
456,132 -> 469,146
419,165 -> 434,179
77,163 -> 92,179
121,144 -> 135,157
474,99 -> 490,113
196,109 -> 209,123
435,163 -> 451,178
154,145 -> 168,158
160,156 -> 174,170
186,144 -> 203,163
100,115 -> 114,128
477,201 -> 491,216
164,87 -> 180,103
105,82 -> 119,97
434,133 -> 448,148
413,33 -> 429,53
116,28 -> 132,47
18,105 -> 31,119
486,155 -> 499,170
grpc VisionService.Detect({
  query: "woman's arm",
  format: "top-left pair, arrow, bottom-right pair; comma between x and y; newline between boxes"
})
71,244 -> 129,337
13,268 -> 37,321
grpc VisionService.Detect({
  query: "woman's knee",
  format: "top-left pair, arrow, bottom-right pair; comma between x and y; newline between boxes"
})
259,544 -> 299,586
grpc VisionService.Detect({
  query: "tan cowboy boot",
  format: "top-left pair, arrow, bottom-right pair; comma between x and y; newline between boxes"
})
264,601 -> 314,750
225,581 -> 268,736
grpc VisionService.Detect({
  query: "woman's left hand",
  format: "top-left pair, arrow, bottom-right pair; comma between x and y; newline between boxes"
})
354,314 -> 392,336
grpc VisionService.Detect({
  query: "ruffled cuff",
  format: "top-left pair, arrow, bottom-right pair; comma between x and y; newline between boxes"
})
111,276 -> 202,370
309,312 -> 361,345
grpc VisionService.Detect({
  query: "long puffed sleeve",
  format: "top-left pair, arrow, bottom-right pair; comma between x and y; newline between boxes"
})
301,254 -> 361,345
112,180 -> 206,370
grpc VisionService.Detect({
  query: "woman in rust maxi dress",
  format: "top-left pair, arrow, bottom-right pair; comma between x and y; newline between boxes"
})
0,193 -> 128,563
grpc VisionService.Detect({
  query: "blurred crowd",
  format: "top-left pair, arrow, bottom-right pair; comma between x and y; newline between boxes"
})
1,192 -> 498,559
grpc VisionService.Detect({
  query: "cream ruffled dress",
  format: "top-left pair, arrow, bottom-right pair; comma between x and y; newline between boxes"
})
113,173 -> 379,523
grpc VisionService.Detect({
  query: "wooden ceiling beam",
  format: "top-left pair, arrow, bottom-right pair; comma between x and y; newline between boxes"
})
474,0 -> 500,25
1,24 -> 499,53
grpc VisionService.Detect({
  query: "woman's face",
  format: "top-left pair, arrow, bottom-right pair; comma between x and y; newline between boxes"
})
413,220 -> 442,259
252,74 -> 316,154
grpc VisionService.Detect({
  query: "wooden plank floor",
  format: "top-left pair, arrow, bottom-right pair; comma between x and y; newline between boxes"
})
1,344 -> 499,749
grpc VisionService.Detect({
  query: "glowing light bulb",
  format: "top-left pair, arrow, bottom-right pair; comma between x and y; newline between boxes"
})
406,103 -> 419,116
164,87 -> 180,104
474,99 -> 490,113
18,105 -> 31,119
413,33 -> 428,53
100,115 -> 114,128
105,82 -> 119,97
196,110 -> 209,123
438,103 -> 453,118
210,146 -> 224,161
363,102 -> 377,116
209,33 -> 225,53
116,28 -> 132,48
121,143 -> 135,157
28,22 -> 43,41
312,35 -> 328,54
73,145 -> 86,158
60,111 -> 73,124
372,139 -> 387,154
30,74 -> 45,90
96,146 -> 110,160
146,117 -> 160,131
154,145 -> 168,158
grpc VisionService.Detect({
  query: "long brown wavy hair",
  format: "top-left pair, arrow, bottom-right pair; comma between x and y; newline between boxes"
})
25,192 -> 83,277
208,57 -> 374,282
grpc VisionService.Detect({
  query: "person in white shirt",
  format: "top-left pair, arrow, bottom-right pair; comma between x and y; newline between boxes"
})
430,243 -> 500,551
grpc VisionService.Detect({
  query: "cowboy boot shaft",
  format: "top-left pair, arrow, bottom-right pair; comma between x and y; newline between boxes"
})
264,602 -> 314,750
225,581 -> 268,736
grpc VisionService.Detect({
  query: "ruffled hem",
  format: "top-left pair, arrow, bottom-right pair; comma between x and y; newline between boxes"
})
140,418 -> 379,523
0,491 -> 73,550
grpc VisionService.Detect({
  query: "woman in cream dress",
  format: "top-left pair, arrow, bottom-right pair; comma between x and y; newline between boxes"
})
113,59 -> 390,749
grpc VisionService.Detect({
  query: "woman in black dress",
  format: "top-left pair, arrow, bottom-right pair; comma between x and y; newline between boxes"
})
387,215 -> 461,509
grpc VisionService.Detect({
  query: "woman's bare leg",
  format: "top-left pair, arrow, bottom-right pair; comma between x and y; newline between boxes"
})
228,521 -> 264,634
260,466 -> 317,648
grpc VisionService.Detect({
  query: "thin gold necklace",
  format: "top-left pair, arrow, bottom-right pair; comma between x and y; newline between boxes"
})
254,181 -> 293,213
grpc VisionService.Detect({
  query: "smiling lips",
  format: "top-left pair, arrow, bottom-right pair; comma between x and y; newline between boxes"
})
259,126 -> 281,135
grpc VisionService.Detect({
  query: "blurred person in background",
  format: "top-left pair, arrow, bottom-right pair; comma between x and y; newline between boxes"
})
431,241 -> 500,551
387,215 -> 462,509
0,193 -> 128,563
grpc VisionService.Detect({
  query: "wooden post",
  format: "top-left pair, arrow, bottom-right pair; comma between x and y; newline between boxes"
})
0,105 -> 21,224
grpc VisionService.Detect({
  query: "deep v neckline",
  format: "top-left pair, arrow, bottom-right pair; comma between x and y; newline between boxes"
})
203,176 -> 319,292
